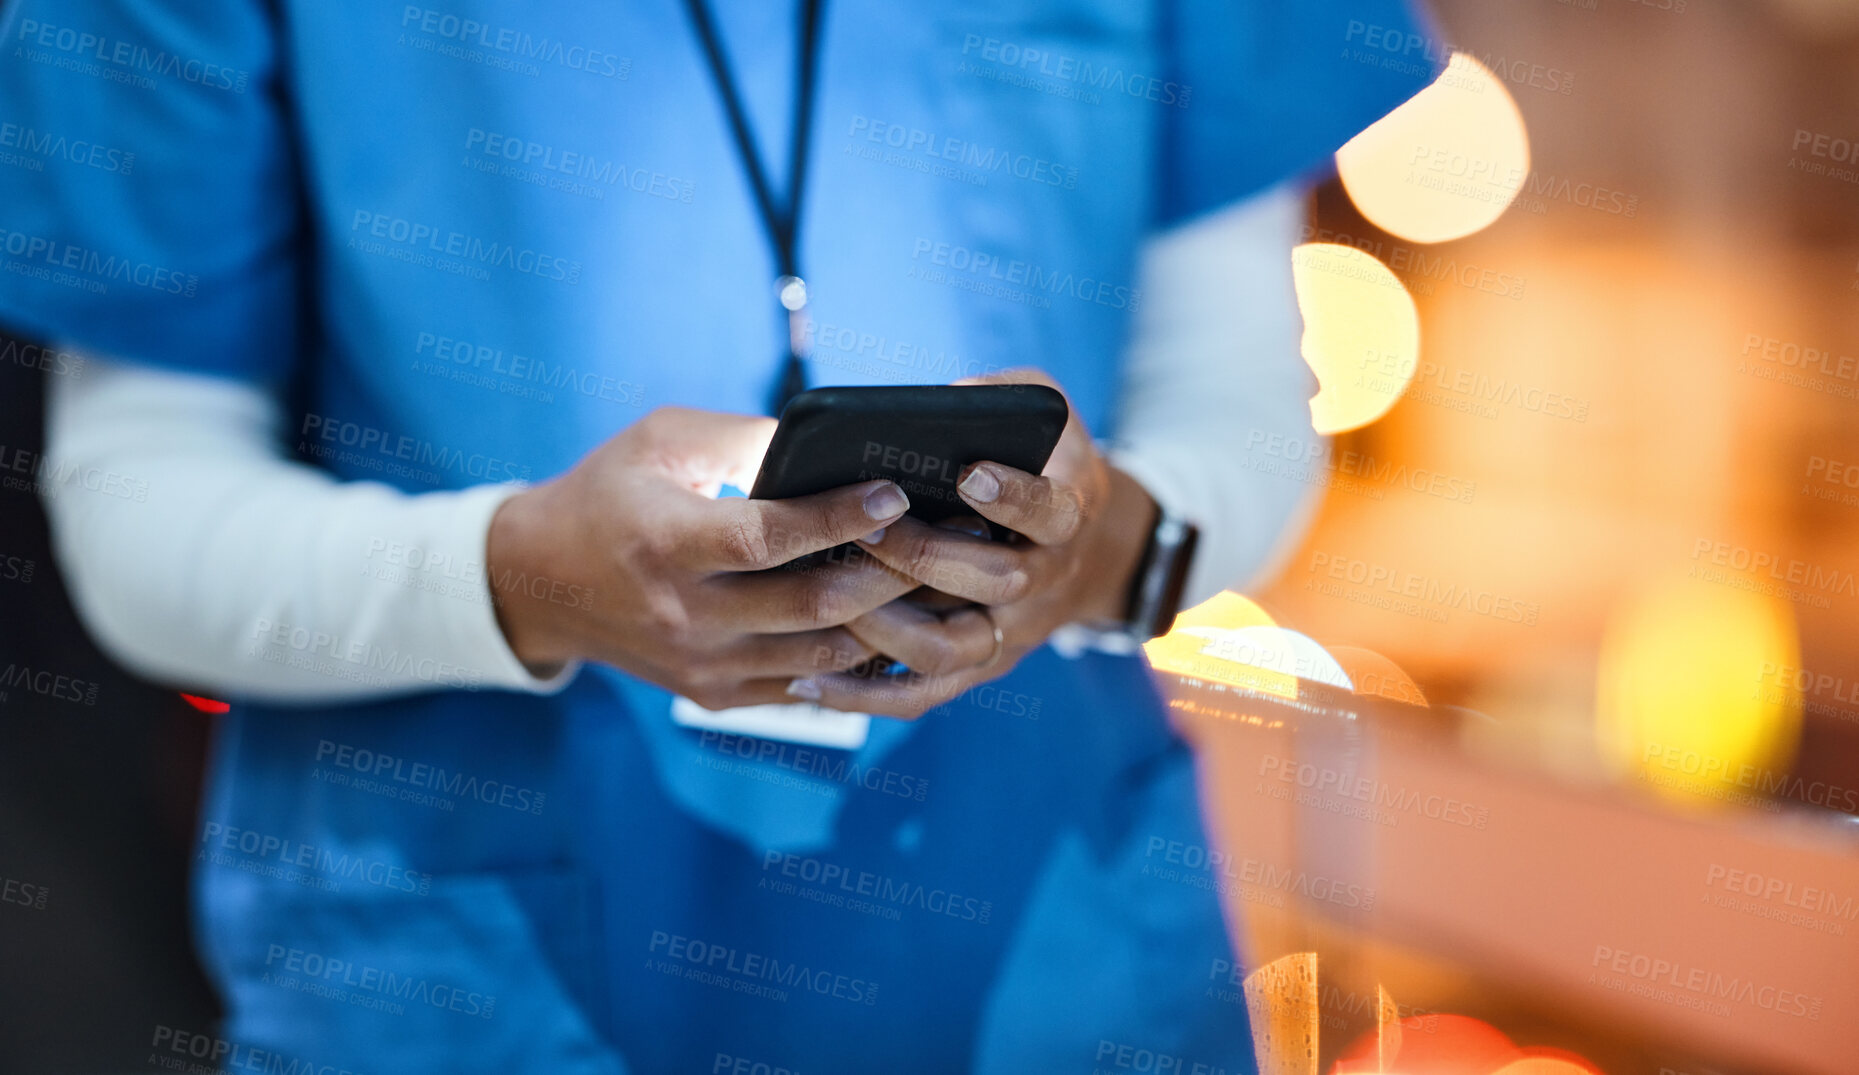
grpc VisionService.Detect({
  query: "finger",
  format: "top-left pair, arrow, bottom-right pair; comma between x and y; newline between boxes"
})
724,627 -> 877,678
854,515 -> 1062,605
706,548 -> 920,632
792,660 -> 1005,721
635,407 -> 780,492
686,480 -> 909,571
843,602 -> 998,677
955,462 -> 1083,546
678,676 -> 820,713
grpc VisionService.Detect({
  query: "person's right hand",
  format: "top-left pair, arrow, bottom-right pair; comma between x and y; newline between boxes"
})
485,406 -> 918,709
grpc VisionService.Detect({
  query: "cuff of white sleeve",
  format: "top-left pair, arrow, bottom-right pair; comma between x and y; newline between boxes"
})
438,484 -> 583,695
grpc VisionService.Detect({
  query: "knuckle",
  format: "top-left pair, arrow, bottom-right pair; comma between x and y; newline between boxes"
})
903,542 -> 949,589
718,515 -> 773,569
688,684 -> 733,711
993,567 -> 1033,604
916,633 -> 963,677
643,589 -> 693,646
1052,496 -> 1084,542
793,582 -> 846,627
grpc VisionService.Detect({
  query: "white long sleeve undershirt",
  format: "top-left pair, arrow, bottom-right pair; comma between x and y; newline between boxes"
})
40,184 -> 1322,703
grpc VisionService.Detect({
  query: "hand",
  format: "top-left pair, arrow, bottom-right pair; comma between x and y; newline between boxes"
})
789,371 -> 1158,719
486,407 -> 922,710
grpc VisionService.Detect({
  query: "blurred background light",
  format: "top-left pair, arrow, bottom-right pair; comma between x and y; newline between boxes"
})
1335,53 -> 1532,245
1328,645 -> 1431,707
1291,243 -> 1421,435
1146,592 -> 1350,699
1243,951 -> 1320,1075
1595,575 -> 1805,810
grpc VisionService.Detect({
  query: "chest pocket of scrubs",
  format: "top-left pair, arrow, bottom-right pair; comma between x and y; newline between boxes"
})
919,1 -> 1159,433
214,866 -> 620,1073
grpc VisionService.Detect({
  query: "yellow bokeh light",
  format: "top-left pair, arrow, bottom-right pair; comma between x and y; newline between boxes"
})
1290,243 -> 1420,435
1336,53 -> 1532,244
1491,1061 -> 1602,1075
1595,575 -> 1804,811
1145,592 -> 1350,700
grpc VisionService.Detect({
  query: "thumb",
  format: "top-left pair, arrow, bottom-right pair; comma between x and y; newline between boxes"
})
637,406 -> 778,493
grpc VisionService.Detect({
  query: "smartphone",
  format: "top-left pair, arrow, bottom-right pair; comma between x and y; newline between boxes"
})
750,384 -> 1069,529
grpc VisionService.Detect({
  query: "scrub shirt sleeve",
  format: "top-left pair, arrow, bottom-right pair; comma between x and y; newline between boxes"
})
1156,0 -> 1441,226
0,1 -> 299,383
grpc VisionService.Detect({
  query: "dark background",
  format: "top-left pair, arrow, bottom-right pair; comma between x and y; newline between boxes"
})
0,329 -> 220,1073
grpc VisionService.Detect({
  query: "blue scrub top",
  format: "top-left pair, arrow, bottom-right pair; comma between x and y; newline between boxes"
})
0,1 -> 1432,1070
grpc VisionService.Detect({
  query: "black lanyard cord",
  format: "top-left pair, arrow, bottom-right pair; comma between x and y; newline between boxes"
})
683,0 -> 825,413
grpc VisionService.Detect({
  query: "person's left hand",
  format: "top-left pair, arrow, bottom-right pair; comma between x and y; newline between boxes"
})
784,370 -> 1159,718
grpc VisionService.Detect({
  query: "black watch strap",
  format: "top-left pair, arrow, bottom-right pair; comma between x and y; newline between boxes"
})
1122,510 -> 1200,641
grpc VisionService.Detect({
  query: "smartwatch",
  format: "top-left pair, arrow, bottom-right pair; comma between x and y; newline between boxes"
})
1121,507 -> 1200,641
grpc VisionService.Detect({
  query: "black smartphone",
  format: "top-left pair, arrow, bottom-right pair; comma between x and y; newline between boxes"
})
750,384 -> 1069,528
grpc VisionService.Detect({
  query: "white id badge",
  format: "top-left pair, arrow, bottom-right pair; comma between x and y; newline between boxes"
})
669,696 -> 872,750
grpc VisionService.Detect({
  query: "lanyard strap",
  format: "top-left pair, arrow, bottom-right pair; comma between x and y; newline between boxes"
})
683,0 -> 825,415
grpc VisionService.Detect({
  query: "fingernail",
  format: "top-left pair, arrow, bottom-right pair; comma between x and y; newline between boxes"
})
786,677 -> 822,701
861,527 -> 887,545
864,483 -> 909,520
959,466 -> 1000,503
